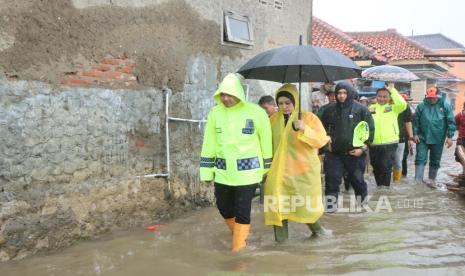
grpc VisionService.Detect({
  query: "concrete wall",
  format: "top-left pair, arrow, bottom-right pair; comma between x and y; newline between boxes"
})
0,0 -> 313,260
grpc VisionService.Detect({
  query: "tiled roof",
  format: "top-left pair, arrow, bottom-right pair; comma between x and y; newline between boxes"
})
312,17 -> 386,61
347,29 -> 431,61
410,33 -> 464,50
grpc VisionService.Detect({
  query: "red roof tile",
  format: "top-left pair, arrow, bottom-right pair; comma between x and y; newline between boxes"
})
312,17 -> 433,63
347,29 -> 432,61
312,17 -> 387,62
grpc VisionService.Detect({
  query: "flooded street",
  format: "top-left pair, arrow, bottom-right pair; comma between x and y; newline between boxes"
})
2,147 -> 465,276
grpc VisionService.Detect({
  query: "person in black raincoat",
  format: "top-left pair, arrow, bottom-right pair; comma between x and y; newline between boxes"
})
321,82 -> 374,212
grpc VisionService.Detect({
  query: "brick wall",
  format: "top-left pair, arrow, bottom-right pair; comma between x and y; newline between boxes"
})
62,54 -> 138,88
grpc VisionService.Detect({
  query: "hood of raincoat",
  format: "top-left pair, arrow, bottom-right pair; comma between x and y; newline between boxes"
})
274,83 -> 300,115
335,81 -> 356,108
213,73 -> 246,107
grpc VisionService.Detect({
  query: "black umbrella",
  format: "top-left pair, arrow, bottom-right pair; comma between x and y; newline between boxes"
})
237,37 -> 361,118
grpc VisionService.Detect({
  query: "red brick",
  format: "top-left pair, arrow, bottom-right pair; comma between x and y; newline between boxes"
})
96,79 -> 114,86
105,72 -> 125,79
81,71 -> 103,78
116,66 -> 134,74
92,65 -> 112,72
101,58 -> 121,65
62,79 -> 91,86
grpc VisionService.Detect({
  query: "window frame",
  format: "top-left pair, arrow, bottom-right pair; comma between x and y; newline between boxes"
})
223,11 -> 254,46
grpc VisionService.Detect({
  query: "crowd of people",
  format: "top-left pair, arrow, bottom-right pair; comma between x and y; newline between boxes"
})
200,73 -> 457,252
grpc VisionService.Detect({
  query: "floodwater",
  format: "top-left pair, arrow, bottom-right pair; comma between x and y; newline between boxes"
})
2,147 -> 465,276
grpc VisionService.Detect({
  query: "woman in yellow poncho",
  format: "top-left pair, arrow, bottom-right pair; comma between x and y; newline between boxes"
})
264,84 -> 330,242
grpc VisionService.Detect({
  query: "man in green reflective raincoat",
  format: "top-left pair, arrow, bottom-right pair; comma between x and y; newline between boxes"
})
413,87 -> 455,183
200,73 -> 272,252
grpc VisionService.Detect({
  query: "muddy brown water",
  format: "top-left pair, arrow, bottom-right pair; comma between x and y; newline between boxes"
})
2,147 -> 465,276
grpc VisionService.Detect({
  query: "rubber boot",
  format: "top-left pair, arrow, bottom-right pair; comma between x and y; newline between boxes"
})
232,223 -> 250,253
428,167 -> 438,180
414,165 -> 425,182
393,169 -> 402,183
307,221 -> 325,236
225,218 -> 235,234
273,220 -> 288,242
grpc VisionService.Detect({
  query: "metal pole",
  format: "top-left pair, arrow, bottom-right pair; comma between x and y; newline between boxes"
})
164,88 -> 171,192
169,117 -> 207,123
137,173 -> 169,178
308,0 -> 313,45
299,35 -> 303,120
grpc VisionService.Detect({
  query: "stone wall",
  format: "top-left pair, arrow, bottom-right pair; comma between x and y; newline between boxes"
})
0,79 -> 212,260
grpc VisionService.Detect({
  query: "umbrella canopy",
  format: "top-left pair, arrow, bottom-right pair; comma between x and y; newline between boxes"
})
237,45 -> 362,83
361,65 -> 419,82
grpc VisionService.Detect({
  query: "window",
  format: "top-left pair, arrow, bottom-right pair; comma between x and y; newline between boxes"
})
223,11 -> 254,46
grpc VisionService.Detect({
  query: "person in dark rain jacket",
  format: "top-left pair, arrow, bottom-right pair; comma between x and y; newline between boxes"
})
321,81 -> 374,212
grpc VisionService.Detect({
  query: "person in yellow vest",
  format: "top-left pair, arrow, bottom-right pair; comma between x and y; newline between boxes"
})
200,73 -> 272,252
368,83 -> 407,187
264,84 -> 329,242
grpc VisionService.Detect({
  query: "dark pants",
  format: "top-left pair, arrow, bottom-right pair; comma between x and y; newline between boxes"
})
324,152 -> 368,207
369,144 -> 397,186
214,183 -> 258,224
415,142 -> 444,169
402,140 -> 409,176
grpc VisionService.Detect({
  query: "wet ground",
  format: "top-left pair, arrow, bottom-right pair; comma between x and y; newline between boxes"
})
2,147 -> 465,275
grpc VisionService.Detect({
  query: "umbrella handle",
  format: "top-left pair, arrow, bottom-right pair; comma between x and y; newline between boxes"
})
298,65 -> 302,120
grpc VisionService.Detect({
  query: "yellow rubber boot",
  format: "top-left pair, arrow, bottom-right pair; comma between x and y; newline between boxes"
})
232,223 -> 250,253
393,169 -> 402,182
225,218 -> 235,234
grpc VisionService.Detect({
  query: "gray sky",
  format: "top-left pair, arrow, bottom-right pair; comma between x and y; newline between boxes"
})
313,0 -> 465,46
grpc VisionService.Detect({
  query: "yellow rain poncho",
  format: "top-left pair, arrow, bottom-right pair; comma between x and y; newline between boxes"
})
264,84 -> 329,226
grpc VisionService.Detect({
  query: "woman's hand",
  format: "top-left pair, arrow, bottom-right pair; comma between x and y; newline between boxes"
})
294,120 -> 305,130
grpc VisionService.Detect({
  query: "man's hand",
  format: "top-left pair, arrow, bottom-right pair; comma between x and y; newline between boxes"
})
408,140 -> 415,155
446,137 -> 453,148
349,148 -> 364,157
385,82 -> 395,91
413,135 -> 420,144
